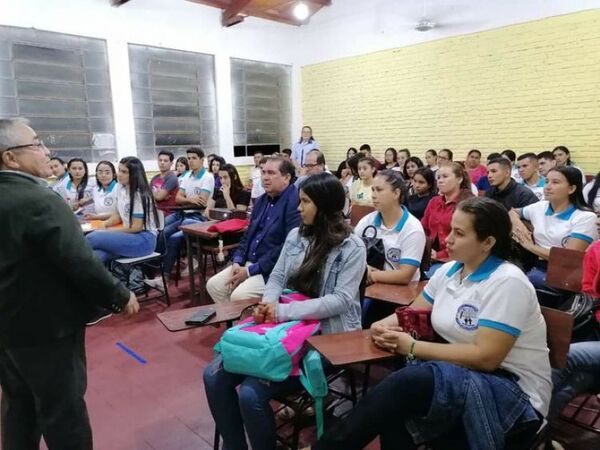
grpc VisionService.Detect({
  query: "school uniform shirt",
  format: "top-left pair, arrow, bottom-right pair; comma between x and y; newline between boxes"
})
422,256 -> 552,417
520,201 -> 598,249
92,180 -> 118,216
179,168 -> 215,214
115,185 -> 158,233
521,177 -> 545,201
291,139 -> 319,166
511,165 -> 522,183
354,208 -> 426,282
250,166 -> 264,199
583,181 -> 600,213
54,176 -> 96,214
350,179 -> 373,206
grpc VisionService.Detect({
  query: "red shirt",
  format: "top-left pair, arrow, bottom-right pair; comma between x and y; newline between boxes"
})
582,240 -> 600,322
150,171 -> 179,216
467,164 -> 488,184
421,191 -> 474,260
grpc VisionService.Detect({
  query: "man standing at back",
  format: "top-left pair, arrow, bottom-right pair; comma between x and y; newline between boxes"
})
207,157 -> 300,303
0,118 -> 139,449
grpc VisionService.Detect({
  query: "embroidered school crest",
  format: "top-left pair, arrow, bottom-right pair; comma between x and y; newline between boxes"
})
455,304 -> 479,331
104,197 -> 114,206
387,248 -> 402,263
193,187 -> 202,195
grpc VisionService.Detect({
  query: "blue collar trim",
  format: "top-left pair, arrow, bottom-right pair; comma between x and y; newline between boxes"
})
192,168 -> 206,180
98,179 -> 117,193
373,206 -> 410,232
446,255 -> 504,282
66,179 -> 73,190
545,203 -> 576,220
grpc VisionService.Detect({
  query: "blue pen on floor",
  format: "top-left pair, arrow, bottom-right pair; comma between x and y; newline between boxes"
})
116,342 -> 147,365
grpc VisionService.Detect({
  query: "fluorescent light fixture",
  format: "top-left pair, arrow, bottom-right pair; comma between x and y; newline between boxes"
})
293,2 -> 310,21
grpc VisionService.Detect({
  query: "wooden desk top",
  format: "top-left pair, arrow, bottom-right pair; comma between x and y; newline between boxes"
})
156,299 -> 259,332
365,281 -> 427,305
179,220 -> 247,240
308,330 -> 396,366
81,220 -> 123,233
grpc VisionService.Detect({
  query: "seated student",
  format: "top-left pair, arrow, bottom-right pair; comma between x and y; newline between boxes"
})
407,167 -> 436,220
335,147 -> 358,178
210,155 -> 225,190
53,158 -> 96,214
486,157 -> 539,210
156,147 -> 214,285
465,149 -> 487,184
402,156 -> 424,193
84,161 -> 118,220
511,166 -> 598,291
150,150 -> 179,216
397,148 -> 411,169
175,156 -> 189,181
203,173 -> 365,450
436,148 -> 453,166
517,152 -> 545,200
421,163 -> 474,267
359,144 -> 382,169
48,156 -> 67,185
295,149 -> 326,187
424,149 -> 438,172
537,150 -> 556,177
383,147 -> 399,170
310,198 -> 551,450
204,163 -> 250,215
355,170 -> 426,325
582,239 -> 600,298
501,149 -> 522,183
206,157 -> 300,303
475,152 -> 502,192
553,145 -> 586,186
583,171 -> 600,214
349,156 -> 377,206
86,157 -> 158,264
281,148 -> 292,161
249,151 -> 265,203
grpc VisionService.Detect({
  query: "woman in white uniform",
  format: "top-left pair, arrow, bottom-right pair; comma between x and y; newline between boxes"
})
85,161 -> 118,220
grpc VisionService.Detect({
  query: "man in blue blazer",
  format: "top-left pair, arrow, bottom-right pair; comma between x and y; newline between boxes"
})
207,156 -> 300,303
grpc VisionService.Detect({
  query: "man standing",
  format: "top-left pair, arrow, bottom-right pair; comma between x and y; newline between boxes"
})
207,157 -> 300,303
486,157 -> 538,210
0,118 -> 139,449
150,150 -> 179,216
517,153 -> 545,200
295,149 -> 326,187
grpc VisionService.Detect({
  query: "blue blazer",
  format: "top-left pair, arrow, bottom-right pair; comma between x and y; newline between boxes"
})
233,183 -> 300,282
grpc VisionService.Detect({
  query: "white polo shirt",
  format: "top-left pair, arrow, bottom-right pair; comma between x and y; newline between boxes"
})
354,207 -> 425,282
53,176 -> 96,214
422,257 -> 552,416
250,166 -> 264,199
115,185 -> 157,233
520,177 -> 545,201
521,201 -> 598,249
583,181 -> 600,213
179,168 -> 215,213
92,180 -> 118,216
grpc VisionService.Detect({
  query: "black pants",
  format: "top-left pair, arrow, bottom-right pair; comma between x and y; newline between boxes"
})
0,329 -> 92,450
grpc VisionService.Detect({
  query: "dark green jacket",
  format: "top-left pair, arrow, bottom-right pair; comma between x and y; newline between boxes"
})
0,171 -> 130,348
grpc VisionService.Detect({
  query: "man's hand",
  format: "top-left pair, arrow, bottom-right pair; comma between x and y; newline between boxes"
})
228,264 -> 249,292
123,291 -> 140,315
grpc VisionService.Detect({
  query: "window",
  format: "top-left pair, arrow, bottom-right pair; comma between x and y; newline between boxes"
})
128,44 -> 218,160
231,58 -> 291,157
0,26 -> 116,162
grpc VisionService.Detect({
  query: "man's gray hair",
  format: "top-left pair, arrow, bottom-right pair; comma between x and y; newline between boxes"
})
0,118 -> 30,150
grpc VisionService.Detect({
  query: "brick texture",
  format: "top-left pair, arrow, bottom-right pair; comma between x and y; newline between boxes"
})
302,10 -> 600,174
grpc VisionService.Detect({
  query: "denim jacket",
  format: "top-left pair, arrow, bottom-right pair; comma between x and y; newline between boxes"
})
263,228 -> 366,335
406,361 -> 540,449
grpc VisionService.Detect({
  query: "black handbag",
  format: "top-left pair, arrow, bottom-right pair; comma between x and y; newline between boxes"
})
361,225 -> 386,270
559,293 -> 600,342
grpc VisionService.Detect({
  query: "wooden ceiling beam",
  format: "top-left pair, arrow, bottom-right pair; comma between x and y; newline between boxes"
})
221,0 -> 253,26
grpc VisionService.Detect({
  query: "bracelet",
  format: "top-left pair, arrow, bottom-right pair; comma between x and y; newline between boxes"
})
406,339 -> 417,362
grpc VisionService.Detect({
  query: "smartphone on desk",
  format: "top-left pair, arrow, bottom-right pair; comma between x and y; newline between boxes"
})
185,308 -> 216,326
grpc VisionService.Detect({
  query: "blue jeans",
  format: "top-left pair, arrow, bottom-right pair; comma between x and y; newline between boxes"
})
161,212 -> 205,277
203,355 -> 303,450
86,230 -> 156,263
549,341 -> 600,419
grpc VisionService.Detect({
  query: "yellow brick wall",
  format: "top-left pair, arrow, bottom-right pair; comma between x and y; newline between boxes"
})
302,10 -> 600,174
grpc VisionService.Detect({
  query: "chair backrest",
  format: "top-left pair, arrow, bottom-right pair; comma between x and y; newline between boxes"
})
350,205 -> 375,227
546,247 -> 585,293
540,306 -> 574,369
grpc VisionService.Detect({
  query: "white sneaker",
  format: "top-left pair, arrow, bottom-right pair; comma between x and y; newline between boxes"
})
143,277 -> 165,293
180,258 -> 199,277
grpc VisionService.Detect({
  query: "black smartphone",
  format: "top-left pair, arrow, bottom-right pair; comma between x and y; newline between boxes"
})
185,309 -> 216,326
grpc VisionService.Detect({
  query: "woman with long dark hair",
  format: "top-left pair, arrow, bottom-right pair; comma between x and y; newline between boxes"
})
511,166 -> 597,290
384,147 -> 399,170
407,167 -> 437,220
403,156 -> 425,192
86,156 -> 159,263
85,160 -> 118,220
552,146 -> 585,185
310,197 -> 551,450
175,156 -> 189,184
335,147 -> 358,179
203,173 -> 366,450
54,158 -> 95,213
583,171 -> 600,213
210,155 -> 226,190
205,163 -> 250,215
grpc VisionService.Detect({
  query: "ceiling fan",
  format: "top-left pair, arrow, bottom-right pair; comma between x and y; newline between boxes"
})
414,0 -> 436,32
110,0 -> 132,6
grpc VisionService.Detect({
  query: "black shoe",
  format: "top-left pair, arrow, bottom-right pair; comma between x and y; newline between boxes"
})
86,309 -> 113,326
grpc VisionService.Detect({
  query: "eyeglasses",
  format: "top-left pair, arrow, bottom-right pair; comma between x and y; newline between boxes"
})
303,163 -> 319,168
5,141 -> 46,151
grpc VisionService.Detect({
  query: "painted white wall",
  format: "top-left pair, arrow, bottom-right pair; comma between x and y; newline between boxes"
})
1,0 -> 302,168
2,0 -> 599,168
